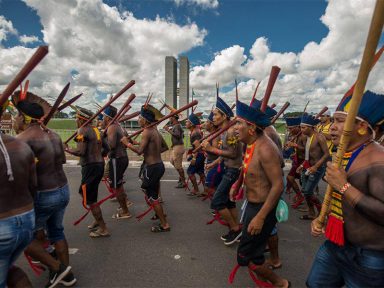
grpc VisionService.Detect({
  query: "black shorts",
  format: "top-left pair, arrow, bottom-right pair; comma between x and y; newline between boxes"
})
108,157 -> 128,188
79,162 -> 104,205
237,202 -> 277,266
141,162 -> 165,201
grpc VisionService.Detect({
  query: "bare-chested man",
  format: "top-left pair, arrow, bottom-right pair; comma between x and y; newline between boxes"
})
12,91 -> 74,287
185,113 -> 205,195
202,112 -> 223,199
307,90 -> 384,287
230,100 -> 289,288
164,115 -> 186,189
0,100 -> 35,288
317,111 -> 333,153
121,105 -> 170,232
201,96 -> 243,246
298,114 -> 330,220
284,117 -> 307,207
102,105 -> 131,220
66,108 -> 110,238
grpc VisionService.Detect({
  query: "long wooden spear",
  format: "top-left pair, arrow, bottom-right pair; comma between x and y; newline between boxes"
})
126,100 -> 198,139
261,66 -> 280,112
57,93 -> 83,112
64,80 -> 135,144
315,106 -> 329,119
43,83 -> 70,125
315,0 -> 384,229
250,81 -> 261,105
119,111 -> 140,122
1,46 -> 49,107
193,119 -> 237,153
271,102 -> 290,124
103,93 -> 136,132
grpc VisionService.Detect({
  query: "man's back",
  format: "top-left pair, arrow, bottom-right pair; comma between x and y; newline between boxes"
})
77,125 -> 104,166
106,123 -> 127,159
0,134 -> 35,217
17,124 -> 67,191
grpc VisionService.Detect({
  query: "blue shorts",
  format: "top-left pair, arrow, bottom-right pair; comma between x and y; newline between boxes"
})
34,184 -> 70,243
187,153 -> 205,175
205,162 -> 224,189
0,209 -> 35,287
211,167 -> 240,211
307,241 -> 384,287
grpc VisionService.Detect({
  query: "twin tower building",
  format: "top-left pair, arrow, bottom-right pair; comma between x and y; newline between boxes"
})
165,56 -> 190,115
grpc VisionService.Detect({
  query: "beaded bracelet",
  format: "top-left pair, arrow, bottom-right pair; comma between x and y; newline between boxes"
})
339,182 -> 351,194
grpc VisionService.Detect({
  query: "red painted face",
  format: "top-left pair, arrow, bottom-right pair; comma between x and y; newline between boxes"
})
234,118 -> 253,143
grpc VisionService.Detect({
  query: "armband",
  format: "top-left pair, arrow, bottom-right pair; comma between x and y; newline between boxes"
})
339,182 -> 351,194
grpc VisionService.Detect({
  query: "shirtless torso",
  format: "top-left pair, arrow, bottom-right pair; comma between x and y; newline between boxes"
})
245,134 -> 284,204
0,133 -> 36,219
17,123 -> 67,191
105,123 -> 128,159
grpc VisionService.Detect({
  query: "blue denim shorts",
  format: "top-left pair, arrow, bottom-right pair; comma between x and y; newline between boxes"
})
307,240 -> 384,288
205,161 -> 224,189
34,184 -> 70,243
0,209 -> 35,287
211,167 -> 240,211
187,152 -> 205,175
301,165 -> 325,196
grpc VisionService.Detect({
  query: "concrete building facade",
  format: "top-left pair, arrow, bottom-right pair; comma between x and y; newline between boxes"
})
179,56 -> 189,115
165,56 -> 177,109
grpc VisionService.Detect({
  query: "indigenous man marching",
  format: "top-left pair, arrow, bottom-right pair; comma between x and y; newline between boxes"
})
201,111 -> 223,199
298,114 -> 330,220
121,104 -> 170,232
102,105 -> 131,220
201,96 -> 243,246
185,113 -> 205,196
12,91 -> 75,287
229,100 -> 289,288
307,91 -> 384,287
284,116 -> 306,207
164,114 -> 186,189
66,108 -> 110,238
250,100 -> 283,270
317,110 -> 334,153
0,100 -> 36,288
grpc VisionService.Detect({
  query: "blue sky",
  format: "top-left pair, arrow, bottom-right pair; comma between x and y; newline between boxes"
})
1,0 -> 328,65
0,0 -> 382,113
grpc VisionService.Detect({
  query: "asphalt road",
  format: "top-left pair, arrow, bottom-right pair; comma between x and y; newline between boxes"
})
17,164 -> 325,288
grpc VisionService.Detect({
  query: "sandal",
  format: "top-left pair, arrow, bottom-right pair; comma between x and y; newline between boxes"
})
112,212 -> 132,220
87,223 -> 99,231
300,215 -> 316,220
186,192 -> 198,197
151,225 -> 171,233
89,229 -> 111,238
150,214 -> 167,221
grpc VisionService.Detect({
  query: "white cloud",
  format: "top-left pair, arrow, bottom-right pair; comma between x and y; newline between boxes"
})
0,0 -> 382,116
190,0 -> 384,113
0,15 -> 17,44
19,34 -> 39,45
0,0 -> 207,112
173,0 -> 219,9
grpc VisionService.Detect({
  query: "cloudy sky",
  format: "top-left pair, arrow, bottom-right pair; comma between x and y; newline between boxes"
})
0,0 -> 383,115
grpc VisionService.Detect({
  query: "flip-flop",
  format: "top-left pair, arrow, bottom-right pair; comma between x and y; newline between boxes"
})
266,263 -> 282,270
87,223 -> 99,231
150,214 -> 167,220
89,229 -> 111,238
126,201 -> 133,207
112,212 -> 132,220
300,215 -> 315,220
151,225 -> 171,233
